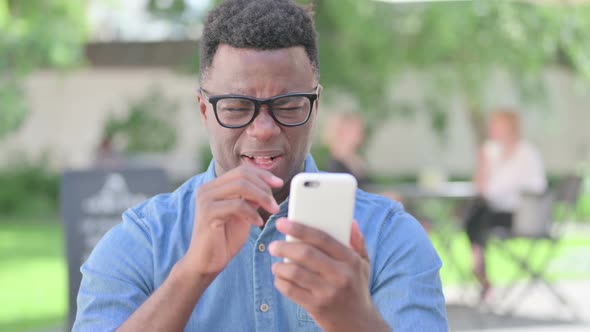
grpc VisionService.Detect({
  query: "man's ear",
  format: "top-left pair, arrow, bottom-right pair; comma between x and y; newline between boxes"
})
315,84 -> 323,111
197,92 -> 208,121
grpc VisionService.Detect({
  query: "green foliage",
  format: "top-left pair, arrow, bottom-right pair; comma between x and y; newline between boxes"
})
310,144 -> 331,171
104,88 -> 179,154
305,0 -> 400,130
576,169 -> 590,222
0,0 -> 87,138
306,0 -> 590,140
0,163 -> 59,217
198,143 -> 213,172
0,81 -> 26,138
385,0 -> 590,140
577,194 -> 590,222
146,0 -> 207,42
148,0 -> 187,19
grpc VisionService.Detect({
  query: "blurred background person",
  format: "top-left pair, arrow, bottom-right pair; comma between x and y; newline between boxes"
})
323,112 -> 372,190
323,112 -> 403,204
465,108 -> 547,300
94,134 -> 126,169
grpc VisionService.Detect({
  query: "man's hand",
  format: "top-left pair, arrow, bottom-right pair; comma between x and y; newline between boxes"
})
269,219 -> 390,332
183,165 -> 284,277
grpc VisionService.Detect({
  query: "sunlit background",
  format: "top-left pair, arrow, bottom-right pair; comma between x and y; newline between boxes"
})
1,0 -> 590,331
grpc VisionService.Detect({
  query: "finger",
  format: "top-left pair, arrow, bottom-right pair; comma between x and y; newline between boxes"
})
350,221 -> 369,261
208,199 -> 264,226
214,168 -> 274,199
269,240 -> 341,279
271,262 -> 327,292
205,176 -> 279,214
222,165 -> 284,209
274,274 -> 315,309
229,165 -> 284,189
275,218 -> 353,262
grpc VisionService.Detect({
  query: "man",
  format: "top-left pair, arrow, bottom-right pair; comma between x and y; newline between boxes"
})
73,0 -> 447,331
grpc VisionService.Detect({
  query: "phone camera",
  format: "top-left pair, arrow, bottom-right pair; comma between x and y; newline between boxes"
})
303,181 -> 320,188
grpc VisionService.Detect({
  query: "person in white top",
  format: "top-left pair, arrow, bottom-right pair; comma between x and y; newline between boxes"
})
465,109 -> 547,299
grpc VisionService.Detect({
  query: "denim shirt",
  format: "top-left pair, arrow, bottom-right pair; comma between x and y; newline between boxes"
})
73,155 -> 448,331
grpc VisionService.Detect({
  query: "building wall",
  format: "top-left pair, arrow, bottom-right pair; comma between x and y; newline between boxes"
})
0,69 -> 207,180
366,68 -> 590,177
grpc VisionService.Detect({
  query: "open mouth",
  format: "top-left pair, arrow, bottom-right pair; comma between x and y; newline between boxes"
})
241,153 -> 283,170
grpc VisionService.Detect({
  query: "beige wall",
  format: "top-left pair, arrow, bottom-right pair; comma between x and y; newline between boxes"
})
0,69 -> 207,180
366,68 -> 590,176
1,67 -> 588,180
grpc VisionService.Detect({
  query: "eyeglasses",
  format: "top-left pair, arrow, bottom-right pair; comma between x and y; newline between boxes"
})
199,86 -> 319,128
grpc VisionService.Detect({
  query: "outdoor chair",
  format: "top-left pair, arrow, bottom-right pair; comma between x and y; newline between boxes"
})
488,175 -> 583,318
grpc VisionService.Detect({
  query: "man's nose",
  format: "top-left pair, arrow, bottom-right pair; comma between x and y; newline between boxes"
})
245,107 -> 281,141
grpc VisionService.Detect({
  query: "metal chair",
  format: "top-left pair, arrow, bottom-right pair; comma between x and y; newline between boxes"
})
489,175 -> 582,318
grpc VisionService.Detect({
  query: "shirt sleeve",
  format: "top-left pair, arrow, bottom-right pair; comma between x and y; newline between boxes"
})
371,209 -> 448,332
72,209 -> 154,332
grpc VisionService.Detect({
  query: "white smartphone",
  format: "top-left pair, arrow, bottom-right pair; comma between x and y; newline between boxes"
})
286,173 -> 357,246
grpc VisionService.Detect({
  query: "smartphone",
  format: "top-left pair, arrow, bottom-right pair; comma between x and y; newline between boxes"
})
286,173 -> 357,246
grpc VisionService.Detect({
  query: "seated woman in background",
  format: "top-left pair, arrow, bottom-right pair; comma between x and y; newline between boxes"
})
465,109 -> 547,300
323,112 -> 372,190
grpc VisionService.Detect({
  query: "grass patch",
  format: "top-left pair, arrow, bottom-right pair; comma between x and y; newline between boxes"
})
0,216 -> 67,332
431,231 -> 590,286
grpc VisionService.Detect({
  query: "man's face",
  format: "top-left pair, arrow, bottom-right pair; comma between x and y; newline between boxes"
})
198,45 -> 319,191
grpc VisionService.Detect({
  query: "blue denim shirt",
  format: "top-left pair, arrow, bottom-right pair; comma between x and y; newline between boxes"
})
74,155 -> 447,331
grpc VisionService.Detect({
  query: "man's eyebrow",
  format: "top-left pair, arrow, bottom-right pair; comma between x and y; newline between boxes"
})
216,89 -> 296,97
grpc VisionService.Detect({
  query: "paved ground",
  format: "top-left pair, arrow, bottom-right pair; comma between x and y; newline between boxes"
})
445,279 -> 590,331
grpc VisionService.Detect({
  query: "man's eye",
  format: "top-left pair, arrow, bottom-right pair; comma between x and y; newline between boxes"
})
218,98 -> 253,111
220,107 -> 251,112
275,106 -> 304,111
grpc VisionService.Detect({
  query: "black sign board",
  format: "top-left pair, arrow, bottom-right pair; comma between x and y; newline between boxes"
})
61,168 -> 169,329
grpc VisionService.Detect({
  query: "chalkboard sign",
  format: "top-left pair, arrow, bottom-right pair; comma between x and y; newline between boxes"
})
61,168 -> 169,329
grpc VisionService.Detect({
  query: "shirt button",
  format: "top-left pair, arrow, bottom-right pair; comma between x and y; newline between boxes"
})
258,243 -> 266,252
260,303 -> 270,312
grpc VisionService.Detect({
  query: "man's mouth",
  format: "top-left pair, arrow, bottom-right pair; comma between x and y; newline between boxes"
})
241,153 -> 283,170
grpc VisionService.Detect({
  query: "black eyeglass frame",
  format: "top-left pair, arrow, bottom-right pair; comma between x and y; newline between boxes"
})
199,86 -> 320,129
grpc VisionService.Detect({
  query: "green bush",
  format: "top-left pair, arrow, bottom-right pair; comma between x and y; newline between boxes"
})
576,194 -> 590,222
104,87 -> 178,154
0,164 -> 59,217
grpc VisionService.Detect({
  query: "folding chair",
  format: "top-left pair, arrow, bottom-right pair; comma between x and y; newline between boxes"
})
489,175 -> 582,318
